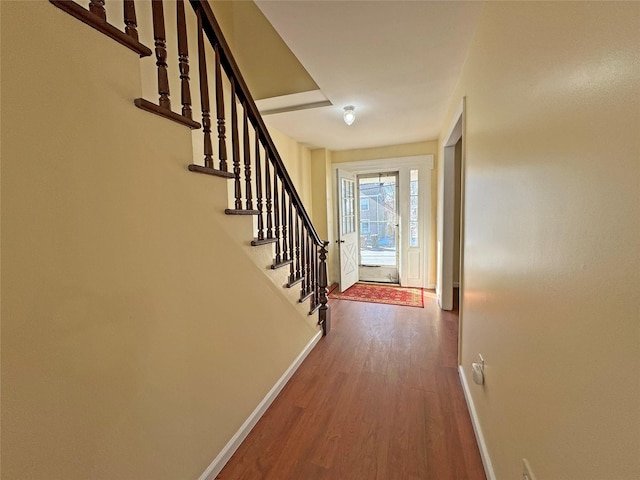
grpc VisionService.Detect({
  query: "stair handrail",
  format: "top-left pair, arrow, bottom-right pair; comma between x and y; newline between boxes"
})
189,0 -> 323,247
49,0 -> 331,334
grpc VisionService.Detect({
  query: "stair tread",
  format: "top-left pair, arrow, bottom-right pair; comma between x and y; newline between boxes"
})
135,98 -> 201,129
299,290 -> 314,303
286,276 -> 304,288
188,164 -> 235,178
271,259 -> 293,270
225,209 -> 260,215
251,237 -> 278,246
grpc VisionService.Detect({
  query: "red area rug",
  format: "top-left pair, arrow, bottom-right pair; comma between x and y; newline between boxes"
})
328,283 -> 424,308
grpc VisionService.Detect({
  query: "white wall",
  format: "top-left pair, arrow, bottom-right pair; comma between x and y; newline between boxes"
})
440,2 -> 640,479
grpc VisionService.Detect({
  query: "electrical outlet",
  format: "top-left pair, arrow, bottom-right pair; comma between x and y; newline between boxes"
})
522,458 -> 536,480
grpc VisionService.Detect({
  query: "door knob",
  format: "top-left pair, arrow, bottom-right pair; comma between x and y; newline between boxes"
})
336,240 -> 345,244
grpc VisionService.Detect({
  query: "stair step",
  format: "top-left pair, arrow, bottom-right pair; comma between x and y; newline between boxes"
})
271,259 -> 293,270
251,237 -> 278,246
286,276 -> 304,288
299,290 -> 314,303
135,98 -> 201,129
308,303 -> 321,316
188,164 -> 235,178
225,209 -> 259,215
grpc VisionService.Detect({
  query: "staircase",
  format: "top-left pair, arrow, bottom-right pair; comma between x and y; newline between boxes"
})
50,0 -> 330,334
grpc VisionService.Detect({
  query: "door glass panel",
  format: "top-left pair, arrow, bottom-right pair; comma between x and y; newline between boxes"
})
410,169 -> 419,247
341,177 -> 355,236
359,174 -> 397,268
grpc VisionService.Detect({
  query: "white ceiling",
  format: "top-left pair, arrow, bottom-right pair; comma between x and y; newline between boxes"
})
254,0 -> 484,151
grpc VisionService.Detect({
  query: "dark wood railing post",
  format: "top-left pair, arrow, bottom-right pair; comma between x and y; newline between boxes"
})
304,231 -> 311,297
243,106 -> 253,210
310,243 -> 317,310
273,162 -> 281,264
295,211 -> 301,281
123,1 -> 139,40
318,241 -> 330,335
151,0 -> 171,110
196,11 -> 213,168
89,0 -> 106,21
214,44 -> 228,171
176,0 -> 192,119
255,136 -> 264,240
264,153 -> 273,239
231,80 -> 242,209
281,187 -> 288,262
315,243 -> 320,304
288,198 -> 295,284
300,225 -> 307,297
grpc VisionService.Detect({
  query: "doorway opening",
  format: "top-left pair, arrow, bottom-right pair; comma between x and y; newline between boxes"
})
358,173 -> 399,283
334,155 -> 433,292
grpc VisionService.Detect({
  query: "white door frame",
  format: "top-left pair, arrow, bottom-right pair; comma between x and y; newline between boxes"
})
336,169 -> 359,292
437,98 -> 465,310
332,155 -> 434,288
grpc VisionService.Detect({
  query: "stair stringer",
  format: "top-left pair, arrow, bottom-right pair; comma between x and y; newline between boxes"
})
190,174 -> 319,325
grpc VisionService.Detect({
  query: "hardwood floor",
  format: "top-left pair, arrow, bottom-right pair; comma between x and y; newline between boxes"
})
216,291 -> 486,480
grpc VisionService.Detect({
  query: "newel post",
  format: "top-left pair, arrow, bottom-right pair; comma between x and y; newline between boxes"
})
318,241 -> 330,336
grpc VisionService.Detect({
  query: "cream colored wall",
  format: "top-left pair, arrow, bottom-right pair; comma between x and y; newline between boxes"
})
0,2 -> 318,479
269,126 -> 313,217
310,148 -> 335,283
439,2 -> 640,479
229,1 -> 318,100
332,141 -> 439,286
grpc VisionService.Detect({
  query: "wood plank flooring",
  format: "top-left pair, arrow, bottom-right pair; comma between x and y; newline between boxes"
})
216,291 -> 486,480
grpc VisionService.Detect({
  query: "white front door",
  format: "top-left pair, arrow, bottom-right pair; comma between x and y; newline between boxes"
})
337,169 -> 358,292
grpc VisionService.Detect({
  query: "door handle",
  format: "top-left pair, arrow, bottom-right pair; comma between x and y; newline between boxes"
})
336,240 -> 345,244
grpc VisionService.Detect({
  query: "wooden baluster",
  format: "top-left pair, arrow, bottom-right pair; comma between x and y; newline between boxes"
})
123,1 -> 139,40
300,228 -> 311,297
300,225 -> 307,297
196,12 -> 213,169
255,136 -> 264,240
89,0 -> 106,21
313,243 -> 320,307
152,0 -> 171,110
295,210 -> 301,280
281,187 -> 288,262
307,233 -> 313,296
231,81 -> 242,209
214,45 -> 228,171
288,198 -> 295,284
304,231 -> 311,296
176,0 -> 192,119
264,153 -> 273,238
310,242 -> 317,309
318,241 -> 330,335
243,106 -> 253,210
273,163 -> 281,264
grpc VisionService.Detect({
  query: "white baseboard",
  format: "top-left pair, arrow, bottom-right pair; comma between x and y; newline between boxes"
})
198,331 -> 323,480
427,283 -> 437,290
458,365 -> 496,480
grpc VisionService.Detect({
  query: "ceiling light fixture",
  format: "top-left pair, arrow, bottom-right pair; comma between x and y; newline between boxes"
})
343,105 -> 356,126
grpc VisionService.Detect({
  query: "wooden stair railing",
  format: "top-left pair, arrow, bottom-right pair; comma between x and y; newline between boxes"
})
49,0 -> 330,335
